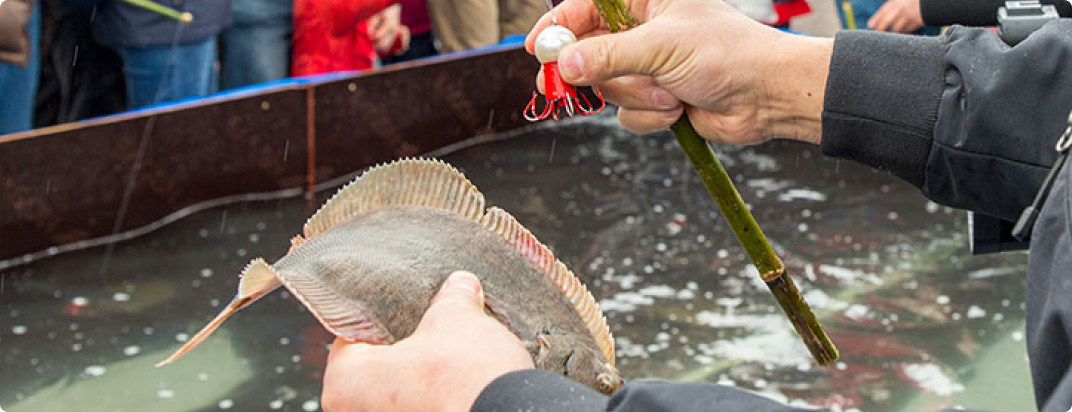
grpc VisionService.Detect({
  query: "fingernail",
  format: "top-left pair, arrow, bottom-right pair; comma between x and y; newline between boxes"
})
446,271 -> 482,296
652,89 -> 677,109
559,48 -> 585,82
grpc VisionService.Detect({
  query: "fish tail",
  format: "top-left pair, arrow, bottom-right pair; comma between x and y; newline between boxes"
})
155,299 -> 246,367
156,258 -> 281,367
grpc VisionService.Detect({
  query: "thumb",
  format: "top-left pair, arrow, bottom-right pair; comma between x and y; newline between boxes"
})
419,271 -> 486,328
558,26 -> 663,85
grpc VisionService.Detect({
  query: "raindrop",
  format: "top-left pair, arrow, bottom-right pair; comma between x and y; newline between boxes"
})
270,399 -> 284,409
12,325 -> 27,335
797,223 -> 809,232
176,333 -> 190,342
198,373 -> 210,382
219,399 -> 235,409
123,345 -> 141,356
302,399 -> 319,412
201,268 -> 214,278
157,389 -> 175,399
936,295 -> 951,305
113,292 -> 131,302
71,296 -> 89,306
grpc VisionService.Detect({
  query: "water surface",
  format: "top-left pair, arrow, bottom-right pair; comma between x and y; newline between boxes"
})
0,117 -> 1031,412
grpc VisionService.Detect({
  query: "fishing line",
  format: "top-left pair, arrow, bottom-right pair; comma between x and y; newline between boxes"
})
98,16 -> 187,278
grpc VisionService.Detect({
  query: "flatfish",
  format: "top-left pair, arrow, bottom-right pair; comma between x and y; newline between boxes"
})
157,158 -> 621,394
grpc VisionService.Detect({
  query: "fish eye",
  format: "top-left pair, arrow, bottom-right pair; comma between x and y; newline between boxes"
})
596,373 -> 619,395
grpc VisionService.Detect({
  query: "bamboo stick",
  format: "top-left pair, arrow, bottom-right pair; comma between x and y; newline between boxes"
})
118,0 -> 193,24
589,0 -> 839,366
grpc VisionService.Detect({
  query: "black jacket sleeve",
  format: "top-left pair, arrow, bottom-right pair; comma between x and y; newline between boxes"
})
921,0 -> 1072,27
821,21 -> 1072,222
472,369 -> 821,412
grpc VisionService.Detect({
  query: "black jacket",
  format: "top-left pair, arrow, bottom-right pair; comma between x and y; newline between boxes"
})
471,22 -> 1072,412
63,0 -> 231,48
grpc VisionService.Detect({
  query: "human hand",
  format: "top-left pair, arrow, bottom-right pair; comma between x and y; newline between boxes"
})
868,0 -> 924,33
320,271 -> 535,412
525,0 -> 833,145
369,4 -> 407,55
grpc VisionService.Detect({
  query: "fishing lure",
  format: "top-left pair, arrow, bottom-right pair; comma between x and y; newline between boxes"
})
524,24 -> 605,121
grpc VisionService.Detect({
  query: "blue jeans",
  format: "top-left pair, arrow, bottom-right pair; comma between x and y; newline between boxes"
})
218,0 -> 292,90
0,4 -> 40,135
118,38 -> 216,109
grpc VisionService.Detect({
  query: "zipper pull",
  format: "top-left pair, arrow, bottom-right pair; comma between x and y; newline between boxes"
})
1012,111 -> 1072,241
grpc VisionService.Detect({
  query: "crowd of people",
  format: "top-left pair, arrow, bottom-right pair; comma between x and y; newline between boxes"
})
0,0 -> 574,135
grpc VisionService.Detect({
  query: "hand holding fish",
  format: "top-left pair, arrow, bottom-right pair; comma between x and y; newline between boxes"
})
525,0 -> 832,145
321,271 -> 534,412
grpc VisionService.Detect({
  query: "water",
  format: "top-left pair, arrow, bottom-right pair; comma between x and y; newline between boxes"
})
0,117 -> 1031,412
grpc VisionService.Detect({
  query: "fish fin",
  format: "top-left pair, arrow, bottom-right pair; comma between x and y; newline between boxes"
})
156,258 -> 282,367
289,235 -> 305,252
275,267 -> 395,344
303,158 -> 485,240
480,207 -> 616,366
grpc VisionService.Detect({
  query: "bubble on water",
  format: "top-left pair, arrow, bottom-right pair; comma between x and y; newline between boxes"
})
113,292 -> 131,302
157,389 -> 175,399
302,399 -> 319,412
936,295 -> 951,305
12,325 -> 27,335
176,333 -> 190,342
218,399 -> 234,409
201,268 -> 214,278
85,365 -> 107,377
123,345 -> 141,356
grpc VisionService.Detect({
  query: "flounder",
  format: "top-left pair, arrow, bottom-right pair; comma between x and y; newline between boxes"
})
157,158 -> 622,394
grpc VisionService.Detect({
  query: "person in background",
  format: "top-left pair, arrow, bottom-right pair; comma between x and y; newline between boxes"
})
319,0 -> 1072,411
64,0 -> 231,109
839,0 -> 938,34
218,0 -> 292,90
382,0 -> 437,64
291,0 -> 409,76
0,0 -> 40,134
424,0 -> 545,53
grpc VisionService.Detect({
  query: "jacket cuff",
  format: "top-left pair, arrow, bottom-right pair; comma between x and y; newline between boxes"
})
471,370 -> 608,412
821,30 -> 947,188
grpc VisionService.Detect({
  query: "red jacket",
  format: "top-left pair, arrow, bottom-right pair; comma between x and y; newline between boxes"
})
292,0 -> 399,76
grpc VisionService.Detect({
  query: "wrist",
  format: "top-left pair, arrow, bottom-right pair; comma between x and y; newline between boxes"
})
758,35 -> 832,145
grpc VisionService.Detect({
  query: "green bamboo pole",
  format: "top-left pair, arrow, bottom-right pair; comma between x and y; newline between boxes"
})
119,0 -> 193,24
588,0 -> 839,366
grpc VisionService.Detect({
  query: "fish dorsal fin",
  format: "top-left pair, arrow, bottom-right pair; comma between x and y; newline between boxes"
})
480,207 -> 616,365
303,158 -> 486,239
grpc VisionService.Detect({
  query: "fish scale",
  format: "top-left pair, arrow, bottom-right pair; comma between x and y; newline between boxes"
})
157,158 -> 622,394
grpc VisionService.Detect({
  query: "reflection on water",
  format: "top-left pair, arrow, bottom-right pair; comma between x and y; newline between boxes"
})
0,116 -> 1031,412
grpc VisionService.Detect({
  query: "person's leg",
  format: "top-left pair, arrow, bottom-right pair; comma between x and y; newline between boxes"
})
424,0 -> 498,52
119,38 -> 216,109
0,3 -> 39,134
219,24 -> 292,90
498,0 -> 544,39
